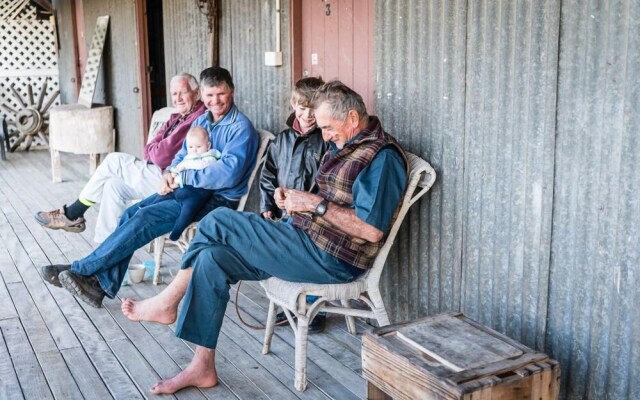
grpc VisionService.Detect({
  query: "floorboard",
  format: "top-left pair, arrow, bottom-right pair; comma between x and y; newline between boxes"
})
0,317 -> 54,399
0,317 -> 24,399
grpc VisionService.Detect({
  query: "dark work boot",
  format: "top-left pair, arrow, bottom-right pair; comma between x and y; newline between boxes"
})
41,264 -> 71,288
308,313 -> 326,334
58,270 -> 106,308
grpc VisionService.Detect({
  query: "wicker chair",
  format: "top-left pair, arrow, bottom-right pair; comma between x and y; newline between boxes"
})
260,152 -> 436,391
150,128 -> 275,284
147,106 -> 176,140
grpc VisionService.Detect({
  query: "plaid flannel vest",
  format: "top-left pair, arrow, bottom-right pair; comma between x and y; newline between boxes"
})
291,116 -> 407,270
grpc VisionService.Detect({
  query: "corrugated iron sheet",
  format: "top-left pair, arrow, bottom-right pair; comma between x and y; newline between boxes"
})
461,0 -> 560,350
220,0 -> 291,133
162,0 -> 209,83
548,0 -> 640,398
375,1 -> 638,399
376,0 -> 561,347
375,0 -> 467,323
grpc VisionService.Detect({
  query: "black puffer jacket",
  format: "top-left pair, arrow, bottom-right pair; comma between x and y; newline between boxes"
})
259,113 -> 327,218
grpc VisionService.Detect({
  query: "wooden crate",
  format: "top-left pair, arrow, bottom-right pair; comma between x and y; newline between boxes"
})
362,312 -> 560,400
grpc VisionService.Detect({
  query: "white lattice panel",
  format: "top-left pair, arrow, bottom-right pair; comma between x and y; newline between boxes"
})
0,1 -> 59,150
0,0 -> 34,21
0,20 -> 58,70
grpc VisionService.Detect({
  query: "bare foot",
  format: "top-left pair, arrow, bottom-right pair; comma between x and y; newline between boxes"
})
150,348 -> 218,394
121,297 -> 177,325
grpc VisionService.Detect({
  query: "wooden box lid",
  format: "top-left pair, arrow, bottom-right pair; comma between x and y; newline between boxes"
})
395,313 -> 523,372
362,312 -> 556,398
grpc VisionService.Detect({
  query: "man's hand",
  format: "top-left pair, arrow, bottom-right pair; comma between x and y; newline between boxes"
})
285,189 -> 384,243
159,172 -> 178,195
262,211 -> 273,219
283,189 -> 321,215
274,187 -> 288,210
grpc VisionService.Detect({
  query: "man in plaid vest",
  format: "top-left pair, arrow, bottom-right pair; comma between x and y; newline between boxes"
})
121,81 -> 409,394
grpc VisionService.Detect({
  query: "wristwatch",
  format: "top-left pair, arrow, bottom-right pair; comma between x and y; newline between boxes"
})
314,199 -> 329,217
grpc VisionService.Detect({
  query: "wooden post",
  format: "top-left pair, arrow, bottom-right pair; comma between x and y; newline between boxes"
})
89,153 -> 100,174
51,149 -> 61,183
207,0 -> 219,66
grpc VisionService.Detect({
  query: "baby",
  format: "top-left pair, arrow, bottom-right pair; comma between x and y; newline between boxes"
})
170,126 -> 221,184
152,126 -> 221,240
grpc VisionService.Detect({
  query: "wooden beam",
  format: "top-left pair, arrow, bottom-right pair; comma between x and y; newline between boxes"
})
207,0 -> 220,67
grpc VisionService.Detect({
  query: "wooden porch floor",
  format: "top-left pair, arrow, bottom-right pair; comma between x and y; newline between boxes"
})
0,150 -> 370,399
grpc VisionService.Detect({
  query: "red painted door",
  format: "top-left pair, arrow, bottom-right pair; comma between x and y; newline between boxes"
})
297,0 -> 375,112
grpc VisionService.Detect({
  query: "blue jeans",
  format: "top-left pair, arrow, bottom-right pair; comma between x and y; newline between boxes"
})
175,208 -> 363,349
70,193 -> 236,298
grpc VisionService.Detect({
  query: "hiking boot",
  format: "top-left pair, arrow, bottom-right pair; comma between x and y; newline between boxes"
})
58,270 -> 105,308
34,208 -> 86,233
41,264 -> 71,288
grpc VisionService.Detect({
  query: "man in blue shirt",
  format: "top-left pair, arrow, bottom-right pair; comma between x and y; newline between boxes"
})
40,67 -> 259,308
117,81 -> 408,394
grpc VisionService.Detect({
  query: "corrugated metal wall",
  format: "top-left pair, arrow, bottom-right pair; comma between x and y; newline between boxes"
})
219,0 -> 291,133
162,0 -> 209,84
548,0 -> 640,398
462,0 -> 560,350
376,0 -> 561,346
374,0 -> 467,322
374,1 -> 639,399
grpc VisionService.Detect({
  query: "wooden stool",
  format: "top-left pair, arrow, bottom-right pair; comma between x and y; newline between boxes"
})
362,312 -> 560,400
48,104 -> 114,182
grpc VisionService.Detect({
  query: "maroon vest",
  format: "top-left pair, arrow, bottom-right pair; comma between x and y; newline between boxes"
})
292,116 -> 407,269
